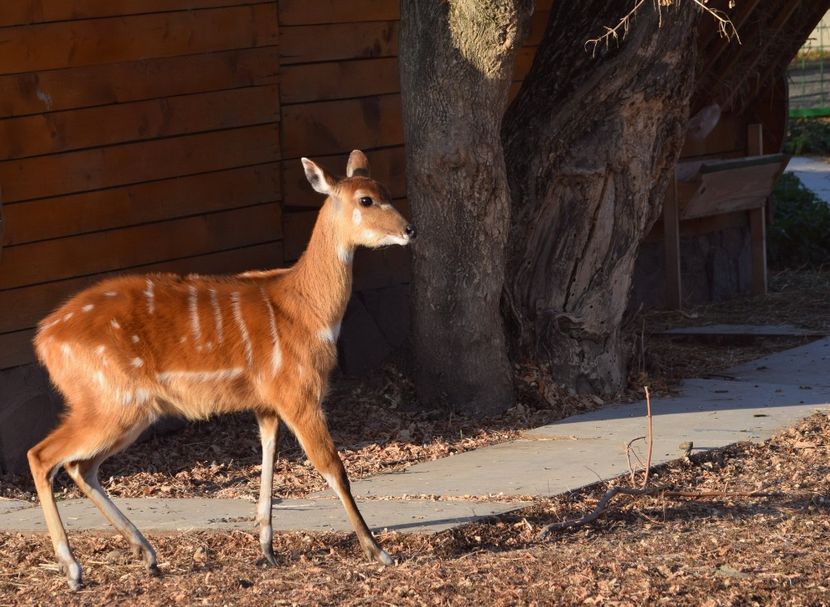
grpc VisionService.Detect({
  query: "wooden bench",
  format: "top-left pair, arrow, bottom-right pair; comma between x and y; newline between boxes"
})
663,124 -> 789,308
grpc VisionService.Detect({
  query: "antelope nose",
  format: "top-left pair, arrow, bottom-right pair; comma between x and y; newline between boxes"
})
405,224 -> 417,239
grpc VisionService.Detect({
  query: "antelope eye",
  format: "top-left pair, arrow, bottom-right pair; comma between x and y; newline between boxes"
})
359,196 -> 373,207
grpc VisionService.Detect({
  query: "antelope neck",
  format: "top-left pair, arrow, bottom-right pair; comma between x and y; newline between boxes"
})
282,202 -> 353,328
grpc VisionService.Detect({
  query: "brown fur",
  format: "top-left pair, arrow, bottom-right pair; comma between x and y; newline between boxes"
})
27,151 -> 413,590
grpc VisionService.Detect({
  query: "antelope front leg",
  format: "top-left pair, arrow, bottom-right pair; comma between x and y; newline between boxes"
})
284,406 -> 393,565
255,412 -> 280,565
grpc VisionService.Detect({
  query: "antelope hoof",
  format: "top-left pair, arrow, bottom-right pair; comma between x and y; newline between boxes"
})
260,543 -> 279,567
364,544 -> 393,566
67,576 -> 83,592
377,549 -> 393,566
147,563 -> 161,577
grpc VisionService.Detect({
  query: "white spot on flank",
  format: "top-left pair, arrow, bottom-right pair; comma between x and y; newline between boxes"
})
104,291 -> 117,297
60,343 -> 72,356
188,285 -> 201,344
118,390 -> 135,406
95,345 -> 106,356
231,292 -> 254,367
131,335 -> 140,344
135,388 -> 151,404
144,279 -> 155,315
130,357 -> 144,368
337,244 -> 353,264
81,304 -> 94,313
179,336 -> 187,344
41,318 -> 60,330
63,312 -> 74,322
93,371 -> 106,387
110,319 -> 121,329
352,208 -> 362,225
157,368 -> 243,382
318,322 -> 341,344
261,288 -> 282,376
209,288 -> 224,344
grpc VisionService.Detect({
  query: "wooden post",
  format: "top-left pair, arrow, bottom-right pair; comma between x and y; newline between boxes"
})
663,176 -> 682,309
747,123 -> 767,295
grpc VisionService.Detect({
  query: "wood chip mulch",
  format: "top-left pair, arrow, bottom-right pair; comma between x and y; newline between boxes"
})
1,410 -> 828,606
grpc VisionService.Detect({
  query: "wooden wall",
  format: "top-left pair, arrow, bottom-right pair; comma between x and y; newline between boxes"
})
0,1 -> 282,368
277,0 -> 551,292
2,0 -> 784,369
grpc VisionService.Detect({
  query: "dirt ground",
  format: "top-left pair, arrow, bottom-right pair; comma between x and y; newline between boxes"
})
1,411 -> 828,606
1,269 -> 829,604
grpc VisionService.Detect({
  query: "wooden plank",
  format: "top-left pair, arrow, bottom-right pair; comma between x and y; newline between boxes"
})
750,207 -> 767,296
281,58 -> 399,104
282,95 -> 403,159
353,245 -> 411,292
0,203 -> 282,290
0,5 -> 278,75
680,161 -> 786,220
283,146 -> 406,207
279,0 -> 399,25
0,0 -> 273,27
663,178 -> 682,309
0,329 -> 36,369
0,241 -> 284,337
680,113 -> 741,159
280,22 -> 398,65
0,85 -> 279,161
747,123 -> 766,296
3,164 -> 280,246
0,47 -> 278,118
283,199 -> 410,260
645,209 -> 748,242
0,124 -> 279,203
283,210 -> 317,260
746,123 -> 763,156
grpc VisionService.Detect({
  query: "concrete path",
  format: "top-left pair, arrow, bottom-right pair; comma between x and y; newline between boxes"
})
786,156 -> 830,204
1,337 -> 829,535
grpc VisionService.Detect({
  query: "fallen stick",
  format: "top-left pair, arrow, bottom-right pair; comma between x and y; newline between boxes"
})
538,386 -> 785,540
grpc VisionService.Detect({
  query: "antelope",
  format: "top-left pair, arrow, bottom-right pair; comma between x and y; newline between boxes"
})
27,150 -> 416,590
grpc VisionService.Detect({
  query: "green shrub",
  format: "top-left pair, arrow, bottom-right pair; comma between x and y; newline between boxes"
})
784,119 -> 830,155
768,172 -> 830,269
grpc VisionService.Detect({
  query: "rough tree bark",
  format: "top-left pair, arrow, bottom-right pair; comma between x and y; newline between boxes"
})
503,2 -> 698,395
400,0 -> 533,417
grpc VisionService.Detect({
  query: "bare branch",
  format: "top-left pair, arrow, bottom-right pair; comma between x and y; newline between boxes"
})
585,0 -> 740,58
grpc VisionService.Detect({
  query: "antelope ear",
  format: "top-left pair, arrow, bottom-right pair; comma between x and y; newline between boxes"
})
301,157 -> 335,194
346,149 -> 370,178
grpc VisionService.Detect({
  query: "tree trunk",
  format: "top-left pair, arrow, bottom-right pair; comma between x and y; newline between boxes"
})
503,3 -> 698,396
400,0 -> 532,417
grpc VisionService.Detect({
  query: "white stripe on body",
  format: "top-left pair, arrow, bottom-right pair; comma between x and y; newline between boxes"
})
231,292 -> 254,367
260,288 -> 283,376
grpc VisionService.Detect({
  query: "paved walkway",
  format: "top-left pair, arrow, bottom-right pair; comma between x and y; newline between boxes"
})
2,337 -> 829,535
786,156 -> 830,204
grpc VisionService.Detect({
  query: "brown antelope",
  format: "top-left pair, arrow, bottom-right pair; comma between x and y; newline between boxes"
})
28,150 -> 415,590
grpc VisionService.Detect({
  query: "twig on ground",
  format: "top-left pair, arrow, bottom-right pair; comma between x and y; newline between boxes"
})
538,385 -> 786,540
642,387 -> 653,488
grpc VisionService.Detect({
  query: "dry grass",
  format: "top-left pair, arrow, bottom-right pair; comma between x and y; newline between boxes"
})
2,411 -> 828,605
